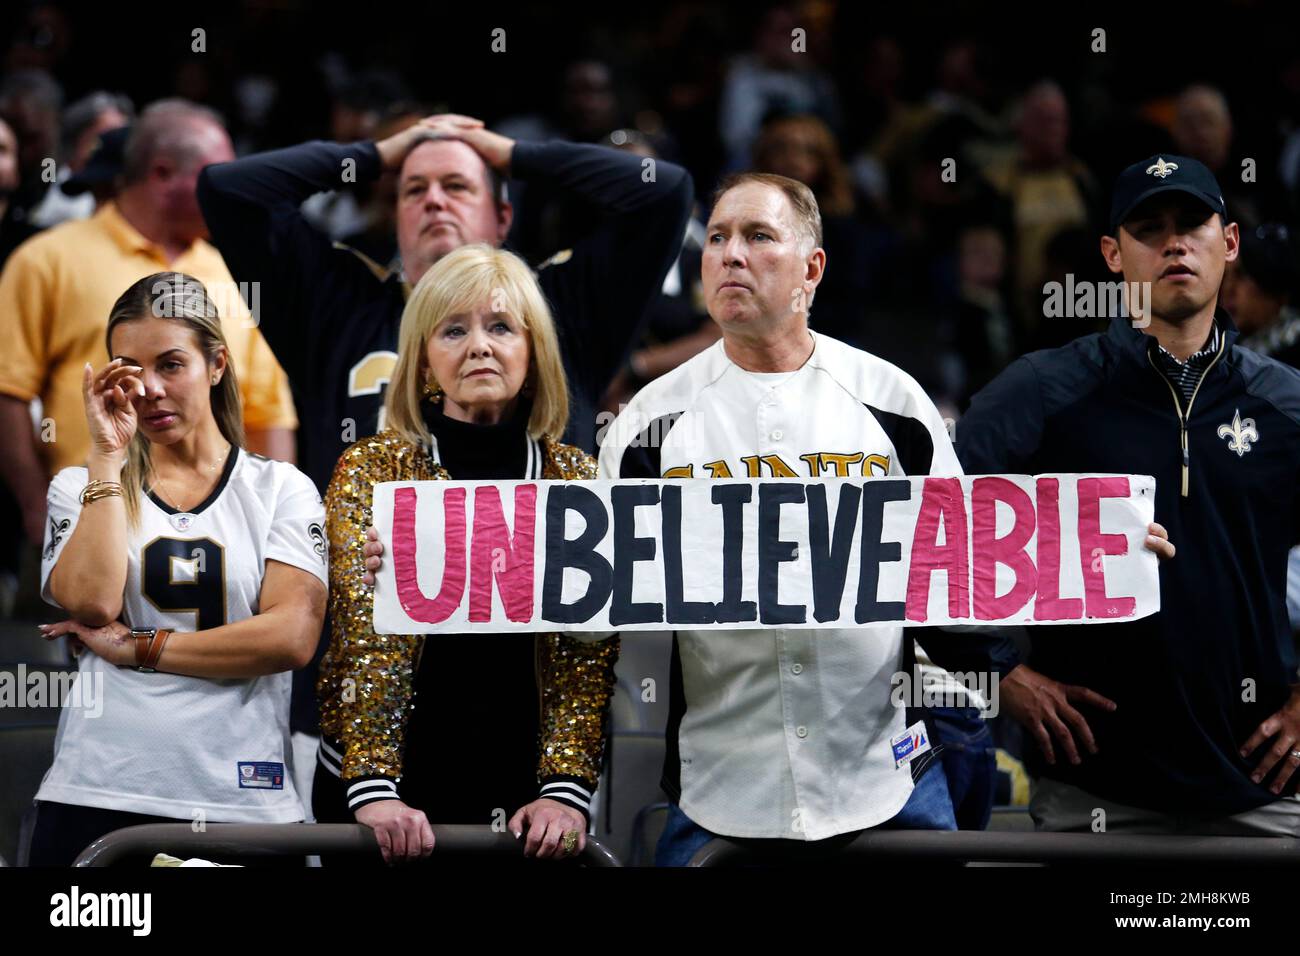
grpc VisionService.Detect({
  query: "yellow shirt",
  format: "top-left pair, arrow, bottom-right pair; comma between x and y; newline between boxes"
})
0,202 -> 297,475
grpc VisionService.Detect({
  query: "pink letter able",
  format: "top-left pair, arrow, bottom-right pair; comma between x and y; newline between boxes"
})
905,477 -> 970,622
1032,478 -> 1082,621
971,477 -> 1037,620
1076,476 -> 1135,619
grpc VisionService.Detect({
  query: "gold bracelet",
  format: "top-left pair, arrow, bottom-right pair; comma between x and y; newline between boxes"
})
80,480 -> 124,505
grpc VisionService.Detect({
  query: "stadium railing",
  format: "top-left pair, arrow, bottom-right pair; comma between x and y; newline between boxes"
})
72,823 -> 622,867
686,830 -> 1300,866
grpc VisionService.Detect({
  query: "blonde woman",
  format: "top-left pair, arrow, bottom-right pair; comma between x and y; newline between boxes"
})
314,244 -> 619,865
32,272 -> 327,866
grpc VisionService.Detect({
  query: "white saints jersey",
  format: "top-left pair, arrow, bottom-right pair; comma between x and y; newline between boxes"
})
599,331 -> 962,840
38,449 -> 328,822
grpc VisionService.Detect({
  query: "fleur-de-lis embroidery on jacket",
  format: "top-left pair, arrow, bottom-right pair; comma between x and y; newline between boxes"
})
1217,409 -> 1259,457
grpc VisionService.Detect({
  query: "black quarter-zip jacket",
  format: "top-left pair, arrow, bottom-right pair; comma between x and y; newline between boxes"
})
958,311 -> 1300,815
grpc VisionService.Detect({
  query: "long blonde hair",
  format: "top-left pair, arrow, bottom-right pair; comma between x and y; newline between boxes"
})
385,243 -> 570,447
105,272 -> 245,527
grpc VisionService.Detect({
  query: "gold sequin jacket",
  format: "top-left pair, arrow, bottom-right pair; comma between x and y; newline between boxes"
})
316,428 -> 619,816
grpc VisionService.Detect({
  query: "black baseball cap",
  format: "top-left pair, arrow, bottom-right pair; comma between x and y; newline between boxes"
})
1108,153 -> 1226,235
63,125 -> 130,196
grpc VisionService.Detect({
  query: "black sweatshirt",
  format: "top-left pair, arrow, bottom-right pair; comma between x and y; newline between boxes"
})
197,137 -> 694,493
958,312 -> 1300,815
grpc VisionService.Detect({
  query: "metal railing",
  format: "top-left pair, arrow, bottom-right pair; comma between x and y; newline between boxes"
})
73,823 -> 621,867
69,820 -> 1300,868
686,829 -> 1300,866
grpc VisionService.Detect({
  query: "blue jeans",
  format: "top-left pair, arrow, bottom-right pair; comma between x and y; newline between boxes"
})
655,760 -> 957,867
926,705 -> 997,830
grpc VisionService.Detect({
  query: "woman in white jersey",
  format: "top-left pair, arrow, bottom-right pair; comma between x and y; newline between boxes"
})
30,272 -> 328,866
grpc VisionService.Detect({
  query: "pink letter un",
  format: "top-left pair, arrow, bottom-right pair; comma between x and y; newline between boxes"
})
394,485 -> 467,623
469,484 -> 538,623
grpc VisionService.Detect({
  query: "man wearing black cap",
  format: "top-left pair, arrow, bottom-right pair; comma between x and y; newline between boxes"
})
958,154 -> 1300,835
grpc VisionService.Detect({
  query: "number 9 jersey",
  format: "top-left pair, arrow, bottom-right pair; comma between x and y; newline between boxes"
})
38,448 -> 329,823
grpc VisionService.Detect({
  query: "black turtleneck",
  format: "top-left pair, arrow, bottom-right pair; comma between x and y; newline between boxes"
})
421,397 -> 530,480
400,395 -> 543,824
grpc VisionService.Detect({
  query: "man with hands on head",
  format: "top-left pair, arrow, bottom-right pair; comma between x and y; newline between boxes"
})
959,155 -> 1300,834
199,111 -> 691,746
198,112 -> 694,490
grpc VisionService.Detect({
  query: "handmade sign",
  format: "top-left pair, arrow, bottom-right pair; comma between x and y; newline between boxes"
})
370,475 -> 1158,633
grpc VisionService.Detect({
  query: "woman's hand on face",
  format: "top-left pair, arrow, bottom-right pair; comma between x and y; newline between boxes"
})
362,526 -> 385,587
39,619 -> 132,666
508,798 -> 587,860
83,359 -> 144,461
353,799 -> 435,864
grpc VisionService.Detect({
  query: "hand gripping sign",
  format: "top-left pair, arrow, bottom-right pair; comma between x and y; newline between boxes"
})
370,474 -> 1159,633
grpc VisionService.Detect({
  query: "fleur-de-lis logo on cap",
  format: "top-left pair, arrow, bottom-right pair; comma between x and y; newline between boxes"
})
1217,409 -> 1258,457
1146,157 -> 1179,179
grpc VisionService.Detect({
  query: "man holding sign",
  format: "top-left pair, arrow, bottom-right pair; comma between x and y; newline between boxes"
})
598,172 -> 1027,863
960,155 -> 1300,835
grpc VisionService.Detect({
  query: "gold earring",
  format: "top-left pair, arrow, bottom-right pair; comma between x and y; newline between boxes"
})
423,378 -> 443,403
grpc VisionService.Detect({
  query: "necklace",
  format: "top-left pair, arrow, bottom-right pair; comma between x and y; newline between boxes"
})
151,444 -> 231,513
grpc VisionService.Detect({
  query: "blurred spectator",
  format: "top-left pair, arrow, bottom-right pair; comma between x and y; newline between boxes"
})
499,59 -> 620,145
302,70 -> 412,241
647,4 -> 729,196
3,4 -> 72,74
939,223 -> 1015,409
850,37 -> 1003,219
61,124 -> 130,209
0,113 -> 40,617
498,60 -> 625,261
1173,84 -> 1261,230
0,99 -> 297,559
334,107 -> 426,273
0,68 -> 61,223
752,112 -> 896,346
718,2 -> 840,172
1224,223 -> 1300,369
28,90 -> 133,227
602,130 -> 716,412
0,115 -> 39,264
982,81 -> 1100,339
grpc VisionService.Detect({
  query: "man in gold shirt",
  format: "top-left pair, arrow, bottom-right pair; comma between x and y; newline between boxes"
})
0,99 -> 296,547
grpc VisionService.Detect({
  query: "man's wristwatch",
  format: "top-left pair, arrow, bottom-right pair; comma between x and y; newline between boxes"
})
131,627 -> 172,673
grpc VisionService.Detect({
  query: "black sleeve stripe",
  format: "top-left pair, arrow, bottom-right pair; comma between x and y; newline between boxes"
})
539,792 -> 592,821
660,634 -> 687,802
540,783 -> 593,809
616,411 -> 684,478
346,777 -> 400,810
864,403 -> 934,476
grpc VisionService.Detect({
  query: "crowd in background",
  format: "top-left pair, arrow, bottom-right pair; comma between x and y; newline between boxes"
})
2,0 -> 1300,617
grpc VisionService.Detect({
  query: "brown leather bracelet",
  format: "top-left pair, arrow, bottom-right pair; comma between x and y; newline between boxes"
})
132,628 -> 171,672
132,628 -> 154,668
142,629 -> 171,672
